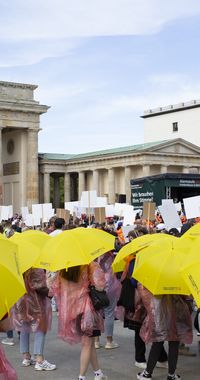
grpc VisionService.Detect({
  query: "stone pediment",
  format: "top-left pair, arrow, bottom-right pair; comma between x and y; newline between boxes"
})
147,138 -> 200,155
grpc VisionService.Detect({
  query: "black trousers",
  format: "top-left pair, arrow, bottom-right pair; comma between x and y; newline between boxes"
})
146,341 -> 179,375
135,329 -> 168,363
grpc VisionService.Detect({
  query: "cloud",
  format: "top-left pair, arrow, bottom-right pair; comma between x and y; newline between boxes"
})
1,0 -> 200,42
0,38 -> 79,68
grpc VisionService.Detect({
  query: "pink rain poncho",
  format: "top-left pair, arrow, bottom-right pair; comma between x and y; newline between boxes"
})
0,345 -> 18,380
52,261 -> 106,344
13,268 -> 52,333
98,252 -> 121,300
138,284 -> 193,345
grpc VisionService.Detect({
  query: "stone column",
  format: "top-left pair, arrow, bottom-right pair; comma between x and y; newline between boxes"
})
124,166 -> 131,204
143,164 -> 150,177
26,129 -> 39,208
64,173 -> 71,202
108,168 -> 115,204
43,172 -> 50,203
0,127 -> 3,204
54,174 -> 60,208
93,169 -> 99,195
160,165 -> 168,174
78,171 -> 85,200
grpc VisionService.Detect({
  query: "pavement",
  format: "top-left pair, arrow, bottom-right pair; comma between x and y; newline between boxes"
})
1,313 -> 200,380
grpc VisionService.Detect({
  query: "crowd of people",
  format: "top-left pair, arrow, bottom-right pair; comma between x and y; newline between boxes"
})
0,209 -> 199,380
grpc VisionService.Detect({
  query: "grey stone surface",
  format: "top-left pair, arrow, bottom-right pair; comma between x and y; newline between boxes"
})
1,314 -> 200,380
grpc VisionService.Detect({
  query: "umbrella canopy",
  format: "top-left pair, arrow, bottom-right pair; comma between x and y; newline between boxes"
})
0,239 -> 25,320
34,227 -> 115,271
180,235 -> 200,307
133,238 -> 191,295
180,223 -> 200,241
112,233 -> 175,273
10,233 -> 40,273
18,230 -> 51,250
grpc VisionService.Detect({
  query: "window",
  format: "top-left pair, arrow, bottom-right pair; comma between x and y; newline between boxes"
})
172,122 -> 178,132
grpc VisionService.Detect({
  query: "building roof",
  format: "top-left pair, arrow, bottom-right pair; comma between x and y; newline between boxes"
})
38,140 -> 169,161
38,153 -> 75,160
142,99 -> 200,118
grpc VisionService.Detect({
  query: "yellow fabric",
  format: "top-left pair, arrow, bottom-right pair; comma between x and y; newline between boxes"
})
112,233 -> 175,273
133,238 -> 190,295
34,227 -> 115,271
19,230 -> 51,249
0,239 -> 25,320
180,223 -> 200,241
180,235 -> 200,307
10,233 -> 40,273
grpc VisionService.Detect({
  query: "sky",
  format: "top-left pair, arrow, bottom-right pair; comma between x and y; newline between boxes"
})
1,0 -> 200,154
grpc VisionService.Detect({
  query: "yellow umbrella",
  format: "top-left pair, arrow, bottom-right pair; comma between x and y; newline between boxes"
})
0,239 -> 26,320
180,223 -> 200,241
34,227 -> 115,271
10,233 -> 41,273
133,238 -> 190,295
180,235 -> 200,307
19,229 -> 51,250
112,233 -> 176,273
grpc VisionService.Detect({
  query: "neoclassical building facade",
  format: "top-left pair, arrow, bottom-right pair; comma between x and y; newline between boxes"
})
1,81 -> 200,213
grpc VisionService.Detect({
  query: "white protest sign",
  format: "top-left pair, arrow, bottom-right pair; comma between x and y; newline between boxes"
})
65,201 -> 80,214
124,210 -> 137,227
105,204 -> 115,217
183,195 -> 200,219
158,201 -> 182,230
1,206 -> 10,221
8,205 -> 13,219
24,214 -> 34,227
121,204 -> 133,216
32,214 -> 41,226
96,197 -> 108,207
0,206 -> 2,222
80,191 -> 97,208
162,199 -> 173,205
74,206 -> 83,218
42,203 -> 54,223
32,204 -> 42,219
174,202 -> 182,212
114,203 -> 124,217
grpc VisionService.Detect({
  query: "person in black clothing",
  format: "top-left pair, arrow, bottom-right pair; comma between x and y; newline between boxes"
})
118,227 -> 168,370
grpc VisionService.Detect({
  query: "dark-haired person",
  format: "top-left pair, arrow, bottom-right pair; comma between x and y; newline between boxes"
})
51,262 -> 108,380
13,268 -> 56,371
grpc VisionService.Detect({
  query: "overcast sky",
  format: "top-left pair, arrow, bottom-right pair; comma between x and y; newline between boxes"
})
1,0 -> 200,154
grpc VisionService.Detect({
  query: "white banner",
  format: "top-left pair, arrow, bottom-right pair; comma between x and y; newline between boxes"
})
105,204 -> 115,217
80,191 -> 97,208
96,197 -> 108,207
42,203 -> 54,223
1,206 -> 10,221
183,195 -> 200,220
65,201 -> 80,214
159,201 -> 182,230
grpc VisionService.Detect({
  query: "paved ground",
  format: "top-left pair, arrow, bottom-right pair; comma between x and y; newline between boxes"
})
1,313 -> 200,380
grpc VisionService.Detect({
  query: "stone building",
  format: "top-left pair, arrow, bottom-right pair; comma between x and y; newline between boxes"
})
143,99 -> 200,146
1,80 -> 200,213
0,81 -> 49,212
